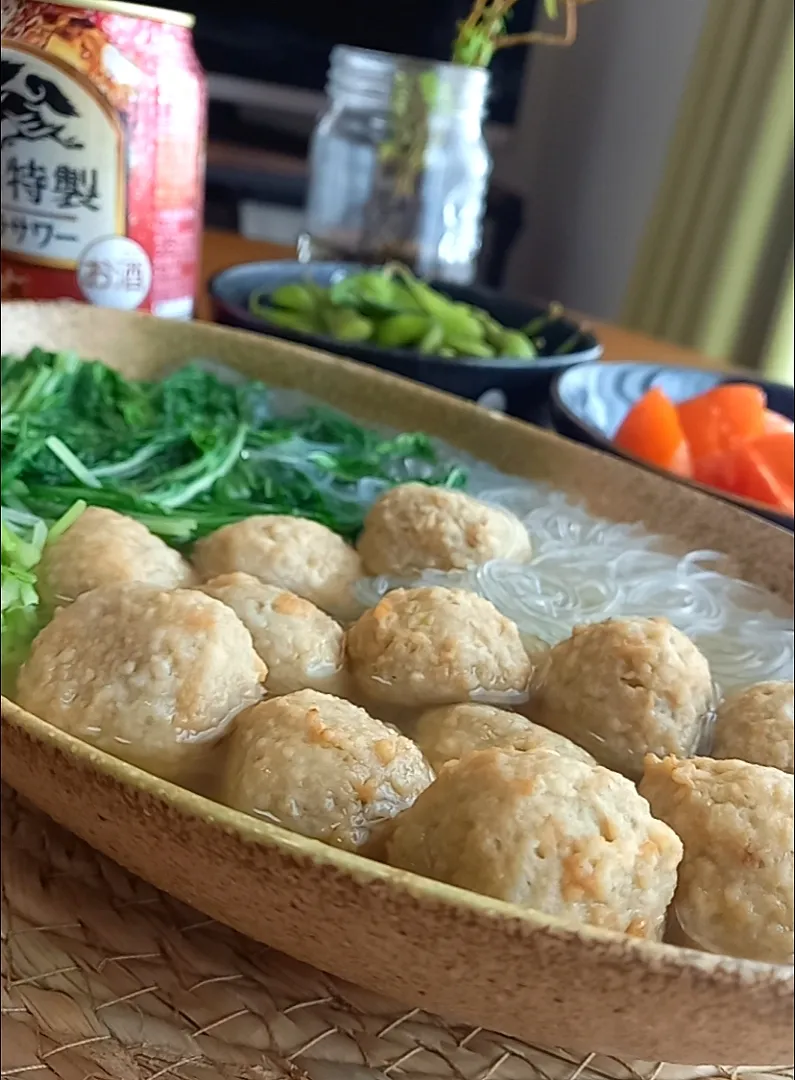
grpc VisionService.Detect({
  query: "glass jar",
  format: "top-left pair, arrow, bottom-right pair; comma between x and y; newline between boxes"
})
299,46 -> 492,285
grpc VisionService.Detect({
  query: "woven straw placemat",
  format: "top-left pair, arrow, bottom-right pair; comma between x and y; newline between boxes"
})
2,782 -> 792,1080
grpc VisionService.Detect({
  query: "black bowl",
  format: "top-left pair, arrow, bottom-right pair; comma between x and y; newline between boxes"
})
208,261 -> 603,425
550,361 -> 795,529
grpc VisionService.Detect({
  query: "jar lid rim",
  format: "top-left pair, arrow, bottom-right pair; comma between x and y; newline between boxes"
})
330,44 -> 490,79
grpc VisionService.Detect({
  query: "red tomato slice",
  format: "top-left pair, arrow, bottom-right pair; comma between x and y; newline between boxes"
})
694,432 -> 794,514
614,387 -> 692,477
677,383 -> 766,462
763,409 -> 795,435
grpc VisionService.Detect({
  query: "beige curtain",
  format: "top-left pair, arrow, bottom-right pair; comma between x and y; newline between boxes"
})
762,253 -> 794,385
622,0 -> 794,381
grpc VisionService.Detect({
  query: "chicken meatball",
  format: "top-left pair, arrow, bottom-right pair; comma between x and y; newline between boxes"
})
712,681 -> 794,774
221,690 -> 434,850
199,573 -> 346,697
346,587 -> 532,709
192,515 -> 363,621
38,506 -> 194,606
527,617 -> 713,780
357,482 -> 531,576
640,754 -> 794,963
413,702 -> 596,772
386,748 -> 682,938
16,583 -> 267,786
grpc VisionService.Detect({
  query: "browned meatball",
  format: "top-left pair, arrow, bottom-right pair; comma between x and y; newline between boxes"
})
16,583 -> 267,786
641,754 -> 794,963
346,587 -> 532,709
192,514 -> 363,620
528,617 -> 714,779
38,506 -> 194,606
413,702 -> 596,772
386,748 -> 683,938
712,681 -> 793,773
221,690 -> 434,850
357,482 -> 531,576
199,573 -> 346,696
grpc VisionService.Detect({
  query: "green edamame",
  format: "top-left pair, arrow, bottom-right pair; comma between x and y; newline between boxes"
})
440,305 -> 485,341
496,330 -> 537,358
418,321 -> 446,354
330,272 -> 405,313
257,308 -> 318,334
376,313 -> 432,348
322,308 -> 374,342
248,264 -> 570,363
270,283 -> 317,313
476,312 -> 508,349
444,334 -> 495,359
394,269 -> 484,340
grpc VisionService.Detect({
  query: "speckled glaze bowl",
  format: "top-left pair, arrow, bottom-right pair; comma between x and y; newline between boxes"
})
1,302 -> 793,1068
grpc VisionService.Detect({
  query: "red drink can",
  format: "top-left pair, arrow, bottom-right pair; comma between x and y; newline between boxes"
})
1,0 -> 206,318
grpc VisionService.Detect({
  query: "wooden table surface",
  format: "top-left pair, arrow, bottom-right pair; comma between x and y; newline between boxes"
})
199,228 -> 717,368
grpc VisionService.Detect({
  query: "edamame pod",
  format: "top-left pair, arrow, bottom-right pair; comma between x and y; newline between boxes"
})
395,272 -> 455,320
270,283 -> 317,313
376,313 -> 432,348
496,330 -> 537,359
389,281 -> 424,313
418,321 -> 446,354
323,308 -> 374,342
328,276 -> 361,308
397,271 -> 484,340
476,311 -> 507,348
259,308 -> 318,334
439,303 -> 485,341
330,272 -> 407,314
445,335 -> 496,359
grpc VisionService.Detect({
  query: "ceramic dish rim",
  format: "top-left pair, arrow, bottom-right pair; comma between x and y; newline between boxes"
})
3,693 -> 793,991
208,261 -> 605,370
550,361 -> 795,526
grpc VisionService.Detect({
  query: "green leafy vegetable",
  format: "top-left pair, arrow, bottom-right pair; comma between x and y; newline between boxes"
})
1,501 -> 86,688
1,348 -> 465,546
1,347 -> 467,677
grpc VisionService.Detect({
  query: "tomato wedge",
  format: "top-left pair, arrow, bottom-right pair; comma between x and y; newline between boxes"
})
614,387 -> 692,477
763,408 -> 795,435
694,431 -> 794,513
611,377 -> 792,513
677,383 -> 766,461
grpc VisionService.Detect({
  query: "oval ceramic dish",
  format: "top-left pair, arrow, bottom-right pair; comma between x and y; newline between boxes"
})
1,302 -> 793,1068
551,362 -> 795,530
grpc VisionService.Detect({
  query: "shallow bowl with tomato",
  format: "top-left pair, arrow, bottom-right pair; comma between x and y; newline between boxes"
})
550,362 -> 794,529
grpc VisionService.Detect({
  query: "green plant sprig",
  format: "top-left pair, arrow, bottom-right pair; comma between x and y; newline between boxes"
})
452,0 -> 596,67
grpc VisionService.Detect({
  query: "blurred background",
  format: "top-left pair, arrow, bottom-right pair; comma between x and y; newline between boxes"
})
173,0 -> 793,382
